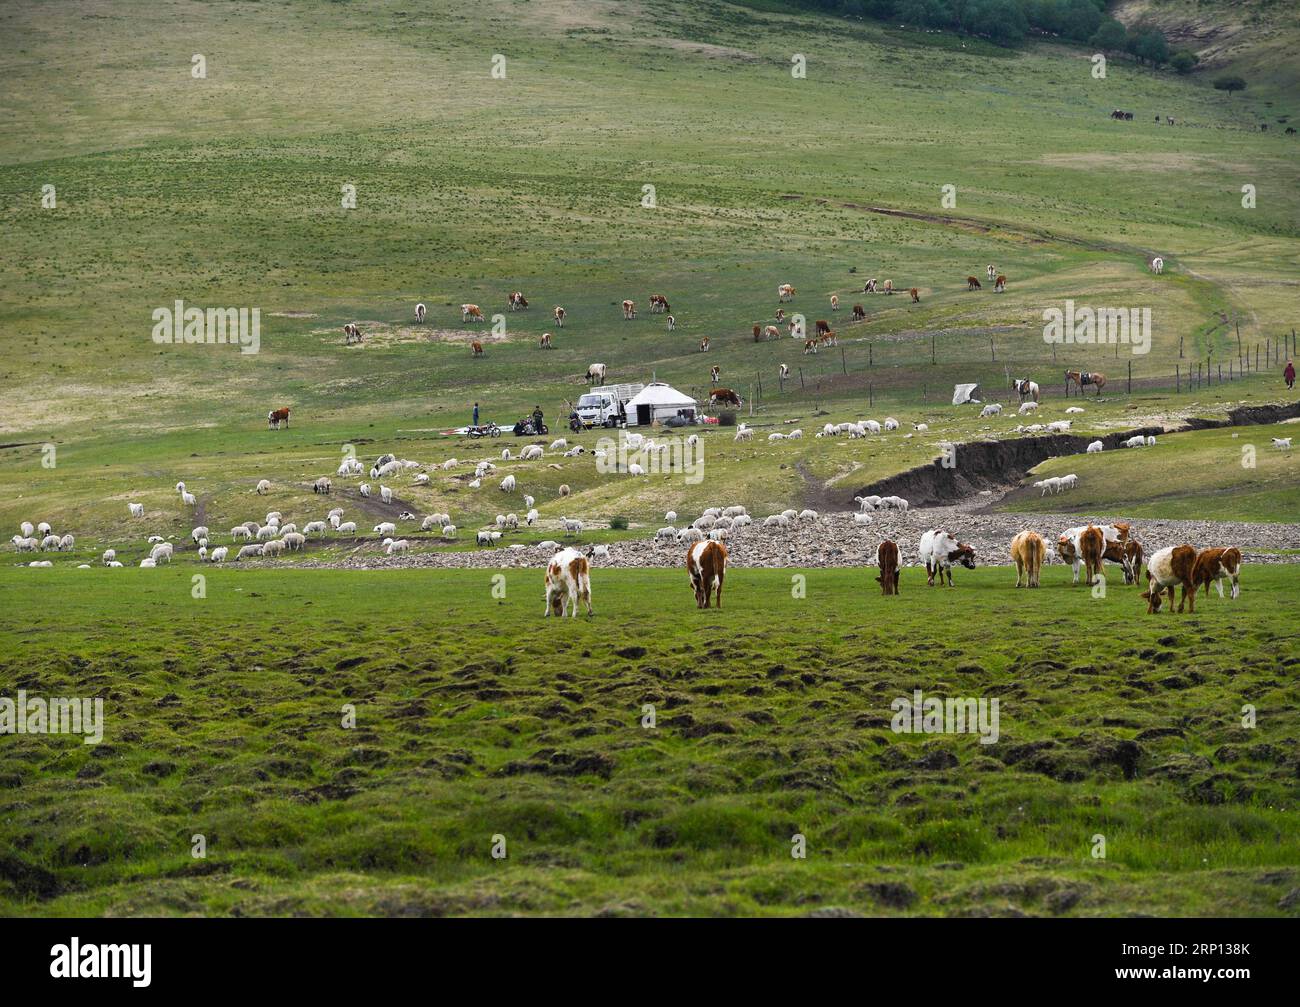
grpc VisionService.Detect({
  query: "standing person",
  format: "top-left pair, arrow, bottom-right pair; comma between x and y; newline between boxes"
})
1286,359 -> 1296,390
532,404 -> 544,431
472,402 -> 480,427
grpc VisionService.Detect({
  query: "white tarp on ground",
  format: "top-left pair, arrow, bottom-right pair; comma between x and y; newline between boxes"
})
952,383 -> 981,405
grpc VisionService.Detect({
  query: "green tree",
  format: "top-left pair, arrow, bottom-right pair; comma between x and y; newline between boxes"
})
1089,17 -> 1127,51
1213,75 -> 1248,96
1170,50 -> 1198,74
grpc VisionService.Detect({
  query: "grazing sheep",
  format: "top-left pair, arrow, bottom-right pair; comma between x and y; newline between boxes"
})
768,432 -> 786,442
677,527 -> 704,544
102,549 -> 116,565
337,458 -> 364,477
39,534 -> 60,551
139,558 -> 157,568
883,417 -> 900,431
105,560 -> 124,567
469,479 -> 481,489
379,485 -> 393,504
1272,437 -> 1292,450
256,479 -> 271,495
57,534 -> 74,551
281,532 -> 306,551
398,511 -> 417,522
853,512 -> 873,525
526,509 -> 539,526
1124,435 -> 1146,449
1146,435 -> 1157,446
1065,406 -> 1085,414
206,546 -> 226,563
359,483 -> 372,497
549,438 -> 567,451
734,427 -> 754,442
336,521 -> 357,535
19,521 -> 34,537
559,484 -> 571,497
655,526 -> 677,543
303,520 -> 328,536
1086,440 -> 1103,453
561,516 -> 584,534
500,474 -> 517,493
150,542 -> 174,563
476,530 -> 500,546
374,522 -> 396,536
440,524 -> 456,539
261,539 -> 285,558
386,539 -> 410,555
235,544 -> 263,561
191,525 -> 209,543
980,404 -> 1002,417
230,526 -> 252,541
181,490 -> 197,506
798,509 -> 818,521
628,463 -> 646,476
256,525 -> 278,541
519,445 -> 544,461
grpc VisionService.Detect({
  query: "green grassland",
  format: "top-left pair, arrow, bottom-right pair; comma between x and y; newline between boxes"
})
1,565 -> 1297,917
1002,419 -> 1300,523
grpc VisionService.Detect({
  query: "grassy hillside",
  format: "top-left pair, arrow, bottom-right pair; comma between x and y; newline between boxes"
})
2,564 -> 1297,917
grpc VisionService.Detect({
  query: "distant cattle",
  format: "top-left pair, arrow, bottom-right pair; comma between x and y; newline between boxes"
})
863,278 -> 877,293
778,283 -> 796,302
815,319 -> 830,336
267,407 -> 291,429
852,304 -> 866,320
710,365 -> 720,384
343,322 -> 362,344
753,324 -> 762,341
1141,544 -> 1198,613
461,303 -> 484,322
650,294 -> 669,313
709,387 -> 742,408
987,264 -> 996,282
909,287 -> 920,303
415,303 -> 426,323
830,295 -> 839,311
622,299 -> 636,319
470,340 -> 484,357
585,362 -> 607,384
553,306 -> 566,327
700,336 -> 710,352
876,539 -> 900,595
1151,256 -> 1164,274
803,339 -> 817,355
667,314 -> 675,331
764,325 -> 781,340
966,276 -> 982,291
1010,530 -> 1045,588
882,280 -> 894,294
994,275 -> 1006,292
540,332 -> 553,349
508,291 -> 529,310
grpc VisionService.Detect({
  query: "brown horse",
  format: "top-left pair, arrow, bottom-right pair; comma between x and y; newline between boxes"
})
1065,369 -> 1105,395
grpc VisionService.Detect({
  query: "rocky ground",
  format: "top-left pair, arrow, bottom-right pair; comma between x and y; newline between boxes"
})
302,488 -> 1300,572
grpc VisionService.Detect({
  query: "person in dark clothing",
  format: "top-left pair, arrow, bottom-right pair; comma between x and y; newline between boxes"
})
472,402 -> 480,426
532,405 -> 544,430
1286,360 -> 1296,390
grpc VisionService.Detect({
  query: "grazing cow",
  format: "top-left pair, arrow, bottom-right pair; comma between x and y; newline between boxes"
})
987,264 -> 996,282
1010,530 -> 1046,588
1192,546 -> 1242,601
764,325 -> 781,340
584,363 -> 608,385
830,295 -> 839,312
544,547 -> 592,618
876,539 -> 900,595
461,303 -> 484,322
1141,544 -> 1198,613
667,314 -> 675,331
540,332 -> 553,349
710,365 -> 720,384
815,319 -> 831,336
966,276 -> 982,291
803,339 -> 817,355
918,529 -> 976,587
778,283 -> 796,302
1057,523 -> 1131,584
864,278 -> 878,293
753,324 -> 762,341
775,308 -> 785,322
700,336 -> 710,352
1103,537 -> 1143,585
1065,369 -> 1106,395
709,387 -> 742,408
649,294 -> 669,313
687,539 -> 727,609
852,304 -> 866,320
554,306 -> 565,327
1150,257 -> 1163,274
1013,378 -> 1039,404
343,322 -> 362,344
909,287 -> 920,303
415,302 -> 426,323
779,363 -> 790,380
1079,525 -> 1105,586
471,340 -> 484,357
268,407 -> 291,429
508,291 -> 528,310
994,275 -> 1006,292
622,299 -> 636,320
882,280 -> 894,294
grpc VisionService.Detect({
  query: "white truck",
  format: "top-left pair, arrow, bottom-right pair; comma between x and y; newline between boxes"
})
574,383 -> 643,429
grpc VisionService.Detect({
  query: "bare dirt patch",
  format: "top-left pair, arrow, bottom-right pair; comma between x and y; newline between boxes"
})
311,322 -> 509,349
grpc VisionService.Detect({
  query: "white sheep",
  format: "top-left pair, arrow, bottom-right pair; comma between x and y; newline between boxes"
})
798,509 -> 819,521
380,485 -> 393,504
628,463 -> 645,476
374,522 -> 396,536
558,484 -> 570,497
884,417 -> 900,431
231,526 -> 252,541
261,539 -> 285,558
360,483 -> 372,497
1018,401 -> 1039,415
469,479 -> 481,489
655,526 -> 677,543
129,503 -> 145,518
980,404 -> 1002,417
210,546 -> 228,563
281,532 -> 306,550
501,474 -> 517,492
181,491 -> 197,506
734,427 -> 753,442
526,509 -> 539,526
102,549 -> 116,565
235,544 -> 263,561
1086,440 -> 1103,453
561,517 -> 584,534
336,521 -> 357,535
1273,437 -> 1292,450
768,432 -> 786,442
303,520 -> 328,536
441,524 -> 457,539
677,527 -> 704,543
150,542 -> 173,563
139,558 -> 156,568
19,521 -> 34,537
256,479 -> 271,495
550,438 -> 567,451
1146,435 -> 1157,446
854,512 -> 873,525
520,446 -> 544,461
386,539 -> 410,555
191,525 -> 209,542
58,534 -> 75,551
1065,406 -> 1085,414
40,534 -> 60,551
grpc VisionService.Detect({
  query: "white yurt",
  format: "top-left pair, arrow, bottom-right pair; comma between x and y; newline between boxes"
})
625,382 -> 698,427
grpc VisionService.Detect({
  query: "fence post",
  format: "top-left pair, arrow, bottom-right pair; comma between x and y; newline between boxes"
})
841,346 -> 847,374
1179,335 -> 1184,359
990,336 -> 995,362
799,368 -> 804,390
1127,360 -> 1131,394
869,344 -> 873,368
757,372 -> 762,397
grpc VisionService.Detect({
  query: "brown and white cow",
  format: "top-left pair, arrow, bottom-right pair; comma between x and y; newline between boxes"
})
267,407 -> 291,429
343,322 -> 362,344
687,539 -> 727,609
852,304 -> 866,320
709,387 -> 742,408
667,314 -> 675,331
1141,544 -> 1198,613
539,332 -> 553,349
508,291 -> 528,310
415,303 -> 426,323
1102,537 -> 1143,584
470,341 -> 484,357
919,529 -> 976,586
994,275 -> 1007,292
909,287 -> 920,303
876,539 -> 900,595
700,336 -> 710,352
622,299 -> 636,320
818,331 -> 837,347
1191,546 -> 1242,602
710,365 -> 720,384
763,324 -> 780,340
553,305 -> 565,327
864,278 -> 878,293
461,304 -> 484,322
803,338 -> 817,355
882,280 -> 894,294
830,295 -> 839,311
966,276 -> 982,291
987,264 -> 997,282
1079,525 -> 1105,586
815,319 -> 831,336
775,308 -> 785,323
544,547 -> 592,618
778,283 -> 796,302
649,294 -> 669,313
1010,530 -> 1045,588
